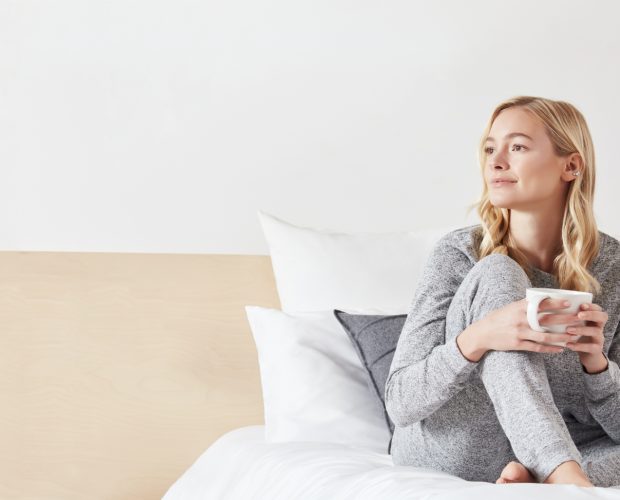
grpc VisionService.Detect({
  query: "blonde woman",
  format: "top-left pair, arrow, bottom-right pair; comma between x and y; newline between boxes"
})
385,96 -> 620,488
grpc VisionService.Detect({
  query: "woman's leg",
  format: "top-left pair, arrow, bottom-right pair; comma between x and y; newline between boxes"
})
391,253 -> 519,482
442,253 -> 582,482
579,435 -> 620,487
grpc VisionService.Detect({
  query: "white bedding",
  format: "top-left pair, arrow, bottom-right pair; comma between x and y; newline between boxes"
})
163,425 -> 620,499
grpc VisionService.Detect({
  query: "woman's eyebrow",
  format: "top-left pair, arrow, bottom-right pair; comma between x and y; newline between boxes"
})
485,132 -> 534,143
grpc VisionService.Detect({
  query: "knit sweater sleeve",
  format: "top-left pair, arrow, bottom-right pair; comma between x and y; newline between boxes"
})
384,232 -> 480,429
581,238 -> 620,443
581,339 -> 620,444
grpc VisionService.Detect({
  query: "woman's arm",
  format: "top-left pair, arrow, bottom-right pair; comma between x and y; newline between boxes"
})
581,327 -> 620,444
384,234 -> 481,429
579,242 -> 620,444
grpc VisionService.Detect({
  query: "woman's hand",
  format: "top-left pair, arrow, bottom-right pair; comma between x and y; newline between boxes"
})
477,297 -> 577,354
564,302 -> 609,373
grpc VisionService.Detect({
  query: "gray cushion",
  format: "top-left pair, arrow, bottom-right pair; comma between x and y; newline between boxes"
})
333,309 -> 406,454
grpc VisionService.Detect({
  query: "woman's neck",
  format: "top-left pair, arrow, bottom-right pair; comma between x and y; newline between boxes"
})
508,211 -> 563,273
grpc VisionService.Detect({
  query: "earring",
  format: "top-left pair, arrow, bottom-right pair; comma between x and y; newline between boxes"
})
573,171 -> 580,176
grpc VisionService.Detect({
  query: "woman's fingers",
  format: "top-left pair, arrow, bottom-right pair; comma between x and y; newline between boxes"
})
541,310 -> 607,328
565,341 -> 601,353
517,339 -> 565,353
580,303 -> 602,311
539,312 -> 582,325
537,299 -> 580,325
538,298 -> 571,311
575,308 -> 608,326
565,326 -> 600,338
538,331 -> 574,344
518,328 -> 574,345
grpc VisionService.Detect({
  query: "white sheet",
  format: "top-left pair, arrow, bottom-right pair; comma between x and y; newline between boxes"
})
163,425 -> 620,499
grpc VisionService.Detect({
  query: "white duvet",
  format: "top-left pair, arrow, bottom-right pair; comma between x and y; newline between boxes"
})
163,425 -> 620,499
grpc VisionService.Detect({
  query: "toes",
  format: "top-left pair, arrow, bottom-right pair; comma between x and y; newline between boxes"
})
496,477 -> 516,485
501,461 -> 521,480
498,461 -> 535,484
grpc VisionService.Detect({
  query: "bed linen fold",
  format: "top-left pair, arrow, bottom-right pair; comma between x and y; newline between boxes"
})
163,425 -> 620,499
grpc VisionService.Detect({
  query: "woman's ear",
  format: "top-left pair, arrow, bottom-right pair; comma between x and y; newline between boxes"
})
561,152 -> 584,181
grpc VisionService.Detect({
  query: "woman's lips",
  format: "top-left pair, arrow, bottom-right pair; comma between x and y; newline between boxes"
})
492,180 -> 517,186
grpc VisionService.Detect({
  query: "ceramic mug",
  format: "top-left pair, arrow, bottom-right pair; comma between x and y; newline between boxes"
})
526,287 -> 593,347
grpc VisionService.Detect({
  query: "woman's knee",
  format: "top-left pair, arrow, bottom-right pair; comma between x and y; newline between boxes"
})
469,254 -> 530,295
445,254 -> 532,340
473,254 -> 529,282
462,254 -> 531,323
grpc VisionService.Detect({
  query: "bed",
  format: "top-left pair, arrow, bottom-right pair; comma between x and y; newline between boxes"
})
163,425 -> 620,499
3,211 -> 619,499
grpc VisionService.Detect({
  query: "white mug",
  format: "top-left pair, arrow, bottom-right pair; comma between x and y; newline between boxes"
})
526,287 -> 593,347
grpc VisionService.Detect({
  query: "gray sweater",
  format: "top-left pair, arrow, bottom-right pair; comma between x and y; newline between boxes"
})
385,224 -> 620,445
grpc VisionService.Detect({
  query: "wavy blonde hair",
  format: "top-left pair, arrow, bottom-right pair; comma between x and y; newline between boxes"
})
466,96 -> 601,296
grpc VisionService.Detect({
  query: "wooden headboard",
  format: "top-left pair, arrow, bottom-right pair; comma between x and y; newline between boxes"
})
0,251 -> 280,499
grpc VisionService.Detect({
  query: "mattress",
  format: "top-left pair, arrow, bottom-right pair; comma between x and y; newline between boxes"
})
163,425 -> 620,499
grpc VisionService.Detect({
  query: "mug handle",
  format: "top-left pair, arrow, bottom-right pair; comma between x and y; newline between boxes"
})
527,294 -> 550,332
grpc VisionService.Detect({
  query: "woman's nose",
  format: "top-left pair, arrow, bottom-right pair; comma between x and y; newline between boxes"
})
492,152 -> 509,168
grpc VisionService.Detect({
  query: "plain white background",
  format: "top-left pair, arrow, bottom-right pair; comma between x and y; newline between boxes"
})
2,0 -> 619,254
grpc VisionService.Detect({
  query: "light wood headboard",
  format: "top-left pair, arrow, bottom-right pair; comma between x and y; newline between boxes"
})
0,251 -> 280,499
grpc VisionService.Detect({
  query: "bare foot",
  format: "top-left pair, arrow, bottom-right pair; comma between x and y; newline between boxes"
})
496,461 -> 536,484
543,460 -> 593,487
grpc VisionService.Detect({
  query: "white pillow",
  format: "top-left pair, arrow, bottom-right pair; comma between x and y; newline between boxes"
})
258,210 -> 460,313
245,305 -> 391,453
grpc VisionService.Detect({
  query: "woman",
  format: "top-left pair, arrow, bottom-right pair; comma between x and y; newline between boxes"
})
384,96 -> 620,488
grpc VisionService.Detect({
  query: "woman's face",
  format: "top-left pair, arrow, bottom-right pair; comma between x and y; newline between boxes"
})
484,106 -> 572,211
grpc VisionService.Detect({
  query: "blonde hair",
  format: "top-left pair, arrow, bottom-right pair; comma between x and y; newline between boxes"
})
466,95 -> 601,296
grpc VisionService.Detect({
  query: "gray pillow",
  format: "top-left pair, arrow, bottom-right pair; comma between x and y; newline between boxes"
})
333,309 -> 406,454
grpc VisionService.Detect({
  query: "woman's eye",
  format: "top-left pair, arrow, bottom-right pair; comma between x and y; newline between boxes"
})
484,144 -> 526,154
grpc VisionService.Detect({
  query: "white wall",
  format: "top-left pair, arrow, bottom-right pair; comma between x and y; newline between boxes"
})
2,0 -> 619,254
